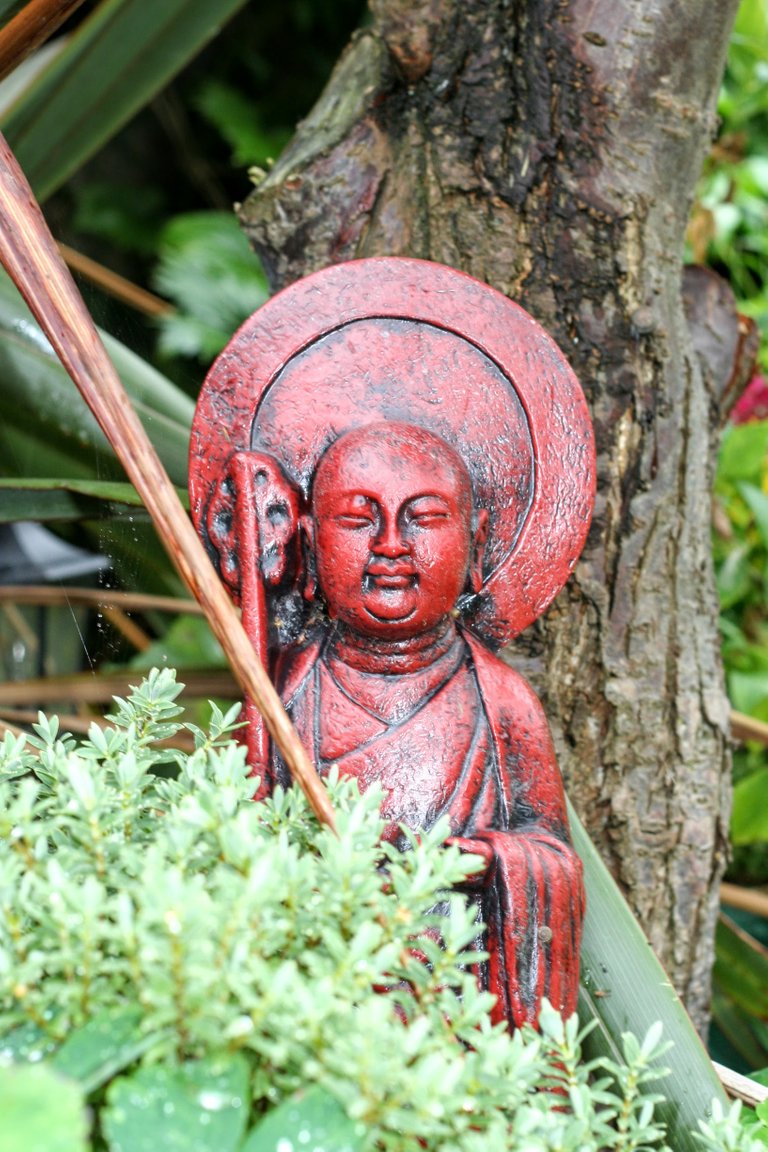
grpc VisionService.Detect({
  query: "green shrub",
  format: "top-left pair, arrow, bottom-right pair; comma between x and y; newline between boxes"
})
0,669 -> 757,1150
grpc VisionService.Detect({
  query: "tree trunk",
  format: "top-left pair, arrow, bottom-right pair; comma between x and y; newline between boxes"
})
239,0 -> 739,1033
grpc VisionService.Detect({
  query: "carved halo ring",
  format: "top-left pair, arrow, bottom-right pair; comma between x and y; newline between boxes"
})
189,257 -> 595,647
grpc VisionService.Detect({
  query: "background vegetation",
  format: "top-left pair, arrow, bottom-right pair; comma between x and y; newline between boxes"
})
686,0 -> 768,1076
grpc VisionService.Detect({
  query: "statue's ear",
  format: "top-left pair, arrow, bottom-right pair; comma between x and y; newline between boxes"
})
299,513 -> 317,601
469,509 -> 489,594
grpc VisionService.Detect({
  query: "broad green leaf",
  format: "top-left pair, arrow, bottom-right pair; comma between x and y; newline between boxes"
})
102,1053 -> 249,1152
242,1085 -> 364,1152
1,0 -> 252,202
752,1118 -> 768,1144
0,1063 -> 88,1152
0,40 -> 66,119
50,1005 -> 160,1095
195,80 -> 291,169
0,480 -> 146,523
717,420 -> 768,486
732,768 -> 768,844
0,1019 -> 56,1062
728,669 -> 768,715
571,803 -> 728,1152
732,0 -> 768,66
129,613 -> 224,671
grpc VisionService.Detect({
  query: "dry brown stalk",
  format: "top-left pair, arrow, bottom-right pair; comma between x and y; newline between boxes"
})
720,881 -> 768,920
0,706 -> 197,750
0,0 -> 86,84
731,709 -> 768,746
0,668 -> 238,707
58,243 -> 173,317
0,585 -> 204,614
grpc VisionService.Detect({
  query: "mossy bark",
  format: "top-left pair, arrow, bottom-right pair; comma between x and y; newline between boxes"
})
239,0 -> 739,1032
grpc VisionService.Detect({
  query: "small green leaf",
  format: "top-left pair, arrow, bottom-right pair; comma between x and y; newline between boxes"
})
242,1085 -> 364,1152
102,1054 -> 249,1152
0,1063 -> 88,1152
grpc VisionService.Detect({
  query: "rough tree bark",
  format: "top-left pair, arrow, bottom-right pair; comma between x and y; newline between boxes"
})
239,0 -> 740,1032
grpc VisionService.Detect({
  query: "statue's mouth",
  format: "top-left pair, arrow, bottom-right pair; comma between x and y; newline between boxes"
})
364,562 -> 417,590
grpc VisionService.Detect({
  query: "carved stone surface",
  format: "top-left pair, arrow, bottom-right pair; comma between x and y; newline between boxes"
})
189,257 -> 595,1029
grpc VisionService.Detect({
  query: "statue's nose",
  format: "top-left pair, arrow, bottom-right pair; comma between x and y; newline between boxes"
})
373,515 -> 409,557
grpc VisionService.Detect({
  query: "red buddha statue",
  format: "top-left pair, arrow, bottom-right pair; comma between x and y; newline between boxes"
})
189,258 -> 595,1032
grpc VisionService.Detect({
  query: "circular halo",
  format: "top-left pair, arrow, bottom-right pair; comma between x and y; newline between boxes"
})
189,257 -> 595,646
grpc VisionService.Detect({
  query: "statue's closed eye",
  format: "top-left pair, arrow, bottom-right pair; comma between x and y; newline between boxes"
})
334,512 -> 376,527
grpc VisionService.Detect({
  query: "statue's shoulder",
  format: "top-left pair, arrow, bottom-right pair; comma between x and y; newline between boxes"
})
462,631 -> 562,803
462,630 -> 550,734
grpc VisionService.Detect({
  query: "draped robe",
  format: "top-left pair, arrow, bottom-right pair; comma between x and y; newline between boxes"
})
270,626 -> 584,1030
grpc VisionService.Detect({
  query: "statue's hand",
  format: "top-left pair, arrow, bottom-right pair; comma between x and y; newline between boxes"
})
246,453 -> 302,588
445,835 -> 493,887
206,451 -> 301,599
206,464 -> 239,596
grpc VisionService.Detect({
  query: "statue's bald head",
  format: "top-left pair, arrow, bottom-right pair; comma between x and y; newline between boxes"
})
307,421 -> 487,639
312,421 -> 473,514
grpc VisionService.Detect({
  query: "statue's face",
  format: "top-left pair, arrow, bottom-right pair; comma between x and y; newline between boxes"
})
311,423 -> 482,639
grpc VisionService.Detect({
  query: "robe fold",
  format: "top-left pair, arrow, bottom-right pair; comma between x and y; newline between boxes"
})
271,628 -> 584,1031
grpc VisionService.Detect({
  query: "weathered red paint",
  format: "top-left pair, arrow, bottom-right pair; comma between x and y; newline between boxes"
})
189,257 -> 595,1030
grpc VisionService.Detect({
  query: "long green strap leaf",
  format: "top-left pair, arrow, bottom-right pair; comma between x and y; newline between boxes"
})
0,269 -> 193,484
1,0 -> 251,201
0,477 -> 189,524
571,801 -> 728,1151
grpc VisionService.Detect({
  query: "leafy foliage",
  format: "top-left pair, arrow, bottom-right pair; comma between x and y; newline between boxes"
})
688,0 -> 768,365
710,414 -> 768,1070
152,212 -> 269,362
0,670 -> 741,1152
689,0 -> 768,1077
195,79 -> 291,169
